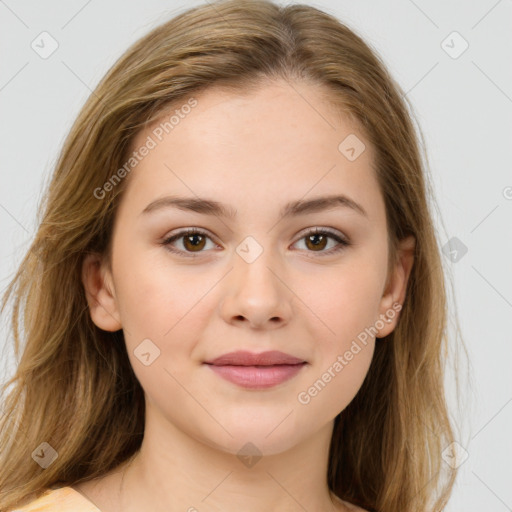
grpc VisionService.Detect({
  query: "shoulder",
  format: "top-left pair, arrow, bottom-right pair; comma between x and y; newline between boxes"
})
342,503 -> 370,511
10,486 -> 101,512
340,501 -> 371,512
333,494 -> 371,512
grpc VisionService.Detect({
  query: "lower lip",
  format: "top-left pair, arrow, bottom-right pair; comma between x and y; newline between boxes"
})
205,363 -> 306,389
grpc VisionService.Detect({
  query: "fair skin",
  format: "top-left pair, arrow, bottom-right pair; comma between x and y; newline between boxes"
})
77,79 -> 414,512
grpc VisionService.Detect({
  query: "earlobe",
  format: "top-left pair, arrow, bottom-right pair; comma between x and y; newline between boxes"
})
81,252 -> 122,332
376,235 -> 415,339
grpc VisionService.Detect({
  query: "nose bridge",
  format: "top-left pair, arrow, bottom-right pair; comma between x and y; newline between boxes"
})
234,234 -> 283,298
220,234 -> 292,327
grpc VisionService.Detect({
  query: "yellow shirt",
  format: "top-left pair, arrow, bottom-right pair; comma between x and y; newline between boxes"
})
11,486 -> 100,512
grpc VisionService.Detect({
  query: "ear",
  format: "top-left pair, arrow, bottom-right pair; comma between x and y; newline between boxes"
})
375,235 -> 415,338
81,252 -> 122,331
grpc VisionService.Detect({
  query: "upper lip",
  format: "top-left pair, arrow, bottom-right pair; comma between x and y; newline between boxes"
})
204,350 -> 306,366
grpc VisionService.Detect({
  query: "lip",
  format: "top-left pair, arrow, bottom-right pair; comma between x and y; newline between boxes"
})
205,350 -> 305,366
203,350 -> 307,389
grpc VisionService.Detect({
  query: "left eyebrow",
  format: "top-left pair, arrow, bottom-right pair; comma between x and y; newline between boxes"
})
140,194 -> 368,220
140,195 -> 237,219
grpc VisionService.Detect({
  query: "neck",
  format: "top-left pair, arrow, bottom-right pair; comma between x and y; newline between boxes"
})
119,406 -> 343,512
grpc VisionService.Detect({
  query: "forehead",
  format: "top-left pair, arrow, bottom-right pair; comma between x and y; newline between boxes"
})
121,80 -> 383,223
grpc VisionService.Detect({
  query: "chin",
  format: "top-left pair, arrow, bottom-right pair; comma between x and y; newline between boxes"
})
196,416 -> 309,458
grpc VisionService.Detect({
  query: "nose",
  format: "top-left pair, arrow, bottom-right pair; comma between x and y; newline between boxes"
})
219,248 -> 292,330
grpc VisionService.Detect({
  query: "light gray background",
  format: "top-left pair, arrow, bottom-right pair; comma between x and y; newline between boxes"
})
1,1 -> 511,510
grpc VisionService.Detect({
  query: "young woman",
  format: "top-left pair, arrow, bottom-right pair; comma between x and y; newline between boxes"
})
0,1 -> 465,511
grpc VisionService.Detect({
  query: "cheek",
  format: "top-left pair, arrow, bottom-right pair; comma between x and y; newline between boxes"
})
114,259 -> 212,400
112,255 -> 224,403
297,341 -> 375,424
296,257 -> 384,408
297,271 -> 379,417
112,242 -> 209,337
301,259 -> 386,343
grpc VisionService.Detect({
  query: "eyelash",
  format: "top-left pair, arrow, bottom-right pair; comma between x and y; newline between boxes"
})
161,227 -> 351,258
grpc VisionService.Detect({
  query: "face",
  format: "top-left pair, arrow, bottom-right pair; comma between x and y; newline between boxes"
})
83,79 -> 414,457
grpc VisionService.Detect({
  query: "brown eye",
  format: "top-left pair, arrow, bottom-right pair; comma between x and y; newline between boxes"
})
304,233 -> 328,251
293,228 -> 350,256
182,233 -> 207,252
162,229 -> 216,257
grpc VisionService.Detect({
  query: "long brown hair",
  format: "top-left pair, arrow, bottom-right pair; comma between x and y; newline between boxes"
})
0,1 -> 469,510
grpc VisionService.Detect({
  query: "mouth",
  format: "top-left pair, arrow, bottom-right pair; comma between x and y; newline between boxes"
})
203,350 -> 308,389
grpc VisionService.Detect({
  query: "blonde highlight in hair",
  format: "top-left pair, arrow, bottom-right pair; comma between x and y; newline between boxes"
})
1,1 -> 468,511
